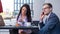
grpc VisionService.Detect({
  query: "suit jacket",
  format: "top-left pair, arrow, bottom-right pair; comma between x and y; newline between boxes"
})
38,12 -> 60,34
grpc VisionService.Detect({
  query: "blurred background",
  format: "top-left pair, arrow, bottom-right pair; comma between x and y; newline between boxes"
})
0,0 -> 60,34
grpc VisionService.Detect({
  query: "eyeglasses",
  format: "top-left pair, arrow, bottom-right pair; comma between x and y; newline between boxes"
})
42,7 -> 50,10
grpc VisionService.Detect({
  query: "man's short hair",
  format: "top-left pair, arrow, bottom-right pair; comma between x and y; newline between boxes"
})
43,3 -> 52,8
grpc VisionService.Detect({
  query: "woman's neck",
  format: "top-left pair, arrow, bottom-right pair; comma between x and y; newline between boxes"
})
21,14 -> 26,17
21,15 -> 26,19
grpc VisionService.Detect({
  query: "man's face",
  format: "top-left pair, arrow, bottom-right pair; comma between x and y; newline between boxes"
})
42,5 -> 52,15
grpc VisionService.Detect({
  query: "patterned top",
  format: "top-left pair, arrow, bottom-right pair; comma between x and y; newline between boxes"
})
17,15 -> 28,26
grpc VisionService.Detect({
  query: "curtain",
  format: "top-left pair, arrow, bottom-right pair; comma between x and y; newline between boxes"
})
0,0 -> 3,13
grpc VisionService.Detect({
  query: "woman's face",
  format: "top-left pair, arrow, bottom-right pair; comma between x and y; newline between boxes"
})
21,7 -> 27,15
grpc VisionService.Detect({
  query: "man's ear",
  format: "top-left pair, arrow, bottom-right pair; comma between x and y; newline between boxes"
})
50,8 -> 52,11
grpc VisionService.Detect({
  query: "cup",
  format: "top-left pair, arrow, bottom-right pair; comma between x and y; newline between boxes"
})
26,22 -> 31,26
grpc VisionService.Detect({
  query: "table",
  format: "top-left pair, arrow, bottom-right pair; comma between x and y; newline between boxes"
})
0,25 -> 39,34
0,25 -> 39,29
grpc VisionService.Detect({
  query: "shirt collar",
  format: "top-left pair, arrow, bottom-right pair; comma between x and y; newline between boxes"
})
46,12 -> 52,19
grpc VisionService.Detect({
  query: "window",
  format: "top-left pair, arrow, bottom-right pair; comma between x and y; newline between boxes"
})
14,0 -> 34,17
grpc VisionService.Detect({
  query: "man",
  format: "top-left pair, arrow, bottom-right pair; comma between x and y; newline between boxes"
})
38,3 -> 60,34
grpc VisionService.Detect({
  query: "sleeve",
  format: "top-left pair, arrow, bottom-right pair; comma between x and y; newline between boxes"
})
39,21 -> 45,28
16,16 -> 23,26
39,19 -> 45,28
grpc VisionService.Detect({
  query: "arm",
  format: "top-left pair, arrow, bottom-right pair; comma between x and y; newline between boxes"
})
16,18 -> 22,26
39,12 -> 45,28
39,22 -> 45,28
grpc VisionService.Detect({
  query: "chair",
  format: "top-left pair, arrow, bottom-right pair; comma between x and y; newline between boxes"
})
31,21 -> 39,34
9,29 -> 18,34
31,21 -> 39,26
0,15 -> 5,26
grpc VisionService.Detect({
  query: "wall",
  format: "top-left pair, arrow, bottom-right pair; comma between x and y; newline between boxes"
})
1,0 -> 14,12
45,0 -> 60,19
1,0 -> 60,20
33,0 -> 60,20
33,0 -> 45,21
1,0 -> 45,21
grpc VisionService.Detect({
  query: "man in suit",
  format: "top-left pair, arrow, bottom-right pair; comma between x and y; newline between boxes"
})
38,3 -> 60,34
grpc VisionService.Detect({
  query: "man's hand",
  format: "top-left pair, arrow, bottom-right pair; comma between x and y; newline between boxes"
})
40,12 -> 45,22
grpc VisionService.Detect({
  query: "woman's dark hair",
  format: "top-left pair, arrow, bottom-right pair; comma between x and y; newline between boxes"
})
17,4 -> 32,22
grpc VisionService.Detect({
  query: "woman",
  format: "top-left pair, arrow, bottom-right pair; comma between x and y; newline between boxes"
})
16,4 -> 32,34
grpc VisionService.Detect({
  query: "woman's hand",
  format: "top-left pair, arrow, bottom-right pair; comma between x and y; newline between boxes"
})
16,22 -> 20,27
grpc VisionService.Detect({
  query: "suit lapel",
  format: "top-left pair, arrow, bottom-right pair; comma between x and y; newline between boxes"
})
45,12 -> 53,24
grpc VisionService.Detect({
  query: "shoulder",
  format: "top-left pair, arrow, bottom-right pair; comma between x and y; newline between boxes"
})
49,12 -> 59,21
50,12 -> 59,18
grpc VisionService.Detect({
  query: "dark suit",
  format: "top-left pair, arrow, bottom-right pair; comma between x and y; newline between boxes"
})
38,12 -> 60,34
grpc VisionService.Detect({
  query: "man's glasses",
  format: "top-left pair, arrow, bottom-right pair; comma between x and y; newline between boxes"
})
42,7 -> 50,10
